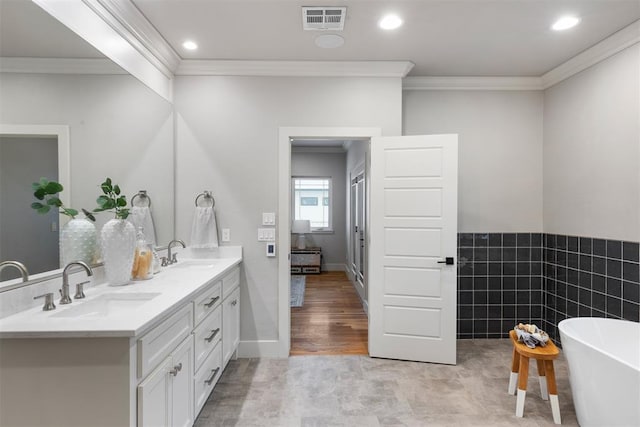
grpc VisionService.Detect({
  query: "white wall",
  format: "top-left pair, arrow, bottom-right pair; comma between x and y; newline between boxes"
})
0,73 -> 175,245
291,150 -> 347,270
403,90 -> 544,232
543,44 -> 640,241
174,76 -> 401,344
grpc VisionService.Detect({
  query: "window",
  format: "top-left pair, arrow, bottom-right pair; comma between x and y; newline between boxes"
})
292,177 -> 332,231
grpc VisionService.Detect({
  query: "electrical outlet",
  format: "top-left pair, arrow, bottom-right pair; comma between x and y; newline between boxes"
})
222,228 -> 230,242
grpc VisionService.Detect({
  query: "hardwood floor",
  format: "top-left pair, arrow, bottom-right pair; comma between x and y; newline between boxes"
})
290,271 -> 368,356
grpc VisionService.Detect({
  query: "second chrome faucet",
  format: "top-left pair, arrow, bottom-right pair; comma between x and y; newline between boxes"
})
60,261 -> 93,304
163,239 -> 186,267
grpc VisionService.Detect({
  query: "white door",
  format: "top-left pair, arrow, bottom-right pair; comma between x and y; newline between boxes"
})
369,134 -> 458,364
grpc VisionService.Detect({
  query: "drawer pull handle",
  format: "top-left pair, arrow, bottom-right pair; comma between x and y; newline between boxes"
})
231,299 -> 238,306
204,367 -> 220,385
169,363 -> 182,376
205,328 -> 220,343
204,296 -> 220,308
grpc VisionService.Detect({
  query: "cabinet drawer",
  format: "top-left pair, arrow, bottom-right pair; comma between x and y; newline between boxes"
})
193,281 -> 222,326
193,305 -> 222,371
137,304 -> 193,379
222,267 -> 240,300
194,341 -> 222,415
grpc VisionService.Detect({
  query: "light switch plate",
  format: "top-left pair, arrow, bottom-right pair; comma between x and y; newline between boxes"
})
262,212 -> 276,225
258,228 -> 275,242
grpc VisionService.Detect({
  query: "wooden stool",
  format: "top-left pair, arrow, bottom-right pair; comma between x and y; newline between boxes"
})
508,329 -> 561,424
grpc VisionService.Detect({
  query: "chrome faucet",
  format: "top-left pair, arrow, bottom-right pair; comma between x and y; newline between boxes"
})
0,261 -> 29,282
60,261 -> 93,304
164,239 -> 186,266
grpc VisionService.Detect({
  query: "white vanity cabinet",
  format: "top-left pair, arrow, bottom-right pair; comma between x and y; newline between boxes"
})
0,255 -> 242,427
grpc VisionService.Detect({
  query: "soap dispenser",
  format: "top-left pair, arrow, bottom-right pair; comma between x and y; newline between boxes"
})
132,227 -> 153,280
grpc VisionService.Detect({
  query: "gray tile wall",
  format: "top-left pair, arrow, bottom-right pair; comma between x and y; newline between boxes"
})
457,233 -> 543,339
456,233 -> 640,342
542,234 -> 640,342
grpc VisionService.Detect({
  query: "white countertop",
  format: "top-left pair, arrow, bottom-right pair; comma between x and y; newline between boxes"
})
0,254 -> 241,339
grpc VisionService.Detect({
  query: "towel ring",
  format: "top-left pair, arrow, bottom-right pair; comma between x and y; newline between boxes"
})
195,191 -> 215,207
131,190 -> 152,207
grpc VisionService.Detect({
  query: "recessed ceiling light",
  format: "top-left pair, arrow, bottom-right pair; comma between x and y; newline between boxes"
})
552,16 -> 580,31
182,40 -> 198,50
379,14 -> 403,30
315,34 -> 345,49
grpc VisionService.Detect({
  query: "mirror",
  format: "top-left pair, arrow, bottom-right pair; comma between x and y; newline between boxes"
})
0,1 -> 174,282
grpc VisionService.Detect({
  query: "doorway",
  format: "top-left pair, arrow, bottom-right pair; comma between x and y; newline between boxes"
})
0,124 -> 70,280
277,127 -> 381,357
289,137 -> 369,355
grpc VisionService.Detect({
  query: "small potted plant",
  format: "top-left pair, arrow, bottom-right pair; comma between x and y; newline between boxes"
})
31,178 -> 97,266
93,178 -> 136,286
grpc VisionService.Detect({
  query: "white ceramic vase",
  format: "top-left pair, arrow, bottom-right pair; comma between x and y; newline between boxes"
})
100,219 -> 136,286
60,218 -> 98,266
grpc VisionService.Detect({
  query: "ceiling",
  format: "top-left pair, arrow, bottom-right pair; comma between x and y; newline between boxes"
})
0,0 -> 105,58
131,0 -> 640,76
1,0 -> 638,77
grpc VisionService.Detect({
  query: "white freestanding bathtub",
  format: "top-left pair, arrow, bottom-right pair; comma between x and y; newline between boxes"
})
558,317 -> 640,427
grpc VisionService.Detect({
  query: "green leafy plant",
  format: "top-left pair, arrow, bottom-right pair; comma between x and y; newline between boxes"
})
31,177 -> 95,221
94,177 -> 129,220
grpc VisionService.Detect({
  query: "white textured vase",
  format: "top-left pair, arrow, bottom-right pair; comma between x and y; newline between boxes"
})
60,218 -> 98,266
100,219 -> 136,286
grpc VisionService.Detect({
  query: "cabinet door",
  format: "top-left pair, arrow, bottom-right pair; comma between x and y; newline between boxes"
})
138,357 -> 172,427
171,336 -> 194,427
222,287 -> 240,367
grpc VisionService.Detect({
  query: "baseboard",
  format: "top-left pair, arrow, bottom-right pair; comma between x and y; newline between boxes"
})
362,298 -> 369,316
323,263 -> 347,272
237,340 -> 282,358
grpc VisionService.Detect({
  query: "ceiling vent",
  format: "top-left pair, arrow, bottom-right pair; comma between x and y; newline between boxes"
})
302,7 -> 346,31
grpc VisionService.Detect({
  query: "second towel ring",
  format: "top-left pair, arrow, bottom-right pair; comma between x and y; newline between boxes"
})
131,190 -> 152,207
195,191 -> 215,207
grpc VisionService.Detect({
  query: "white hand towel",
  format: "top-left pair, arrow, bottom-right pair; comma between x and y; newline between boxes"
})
129,206 -> 157,246
191,206 -> 219,248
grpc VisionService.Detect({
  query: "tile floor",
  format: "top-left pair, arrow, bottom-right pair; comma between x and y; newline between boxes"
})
195,340 -> 578,426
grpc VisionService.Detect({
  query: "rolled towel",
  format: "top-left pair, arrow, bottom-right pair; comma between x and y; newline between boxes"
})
129,206 -> 156,247
514,323 -> 549,348
190,206 -> 219,248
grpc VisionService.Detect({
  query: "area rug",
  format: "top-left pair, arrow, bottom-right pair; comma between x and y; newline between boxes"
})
290,276 -> 306,307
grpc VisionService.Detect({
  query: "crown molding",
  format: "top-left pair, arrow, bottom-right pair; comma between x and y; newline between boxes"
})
83,0 -> 176,78
176,60 -> 415,77
0,57 -> 127,74
32,0 -> 173,101
403,76 -> 543,91
93,0 -> 181,74
541,20 -> 640,89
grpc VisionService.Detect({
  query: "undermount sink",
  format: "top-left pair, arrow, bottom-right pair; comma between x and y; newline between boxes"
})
168,259 -> 221,269
51,292 -> 161,318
